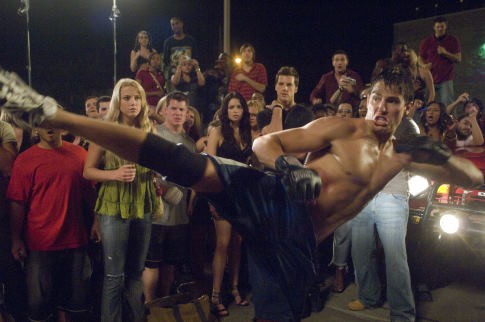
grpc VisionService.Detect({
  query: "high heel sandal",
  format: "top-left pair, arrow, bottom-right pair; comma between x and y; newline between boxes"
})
231,286 -> 249,306
211,291 -> 229,317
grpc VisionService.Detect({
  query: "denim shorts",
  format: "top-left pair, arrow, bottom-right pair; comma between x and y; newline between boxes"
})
25,246 -> 91,321
202,156 -> 316,321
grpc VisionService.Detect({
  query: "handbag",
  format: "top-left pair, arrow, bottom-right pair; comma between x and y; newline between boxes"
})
145,290 -> 211,322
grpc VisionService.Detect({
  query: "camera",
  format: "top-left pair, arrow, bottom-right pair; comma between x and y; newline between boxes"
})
345,77 -> 356,85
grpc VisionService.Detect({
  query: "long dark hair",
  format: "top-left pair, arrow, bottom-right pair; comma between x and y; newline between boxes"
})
220,92 -> 252,147
133,30 -> 153,52
420,101 -> 447,136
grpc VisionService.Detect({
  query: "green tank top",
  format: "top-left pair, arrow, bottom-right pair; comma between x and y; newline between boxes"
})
95,150 -> 160,219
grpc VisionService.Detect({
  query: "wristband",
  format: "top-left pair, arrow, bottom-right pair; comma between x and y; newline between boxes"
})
273,104 -> 283,110
338,86 -> 344,93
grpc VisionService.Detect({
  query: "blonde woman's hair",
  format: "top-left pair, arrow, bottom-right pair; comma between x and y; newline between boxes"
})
156,95 -> 168,115
247,99 -> 264,113
106,78 -> 151,132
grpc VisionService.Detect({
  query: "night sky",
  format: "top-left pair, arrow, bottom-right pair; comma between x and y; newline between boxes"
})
1,0 -> 483,113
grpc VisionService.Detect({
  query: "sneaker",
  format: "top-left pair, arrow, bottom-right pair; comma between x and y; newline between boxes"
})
348,300 -> 367,311
0,68 -> 57,127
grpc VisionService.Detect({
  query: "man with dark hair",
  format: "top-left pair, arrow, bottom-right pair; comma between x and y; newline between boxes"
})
84,96 -> 98,119
1,66 -> 483,322
143,91 -> 194,301
7,126 -> 94,322
228,43 -> 267,101
96,96 -> 111,119
163,16 -> 198,81
419,16 -> 461,106
259,66 -> 302,135
310,50 -> 363,109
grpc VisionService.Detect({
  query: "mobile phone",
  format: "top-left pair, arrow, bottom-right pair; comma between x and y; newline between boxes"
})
441,113 -> 453,126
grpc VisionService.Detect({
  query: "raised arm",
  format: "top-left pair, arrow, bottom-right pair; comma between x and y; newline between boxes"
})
253,117 -> 355,170
421,67 -> 435,103
408,155 -> 483,188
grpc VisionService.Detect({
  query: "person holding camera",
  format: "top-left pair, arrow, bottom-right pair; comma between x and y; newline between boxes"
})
310,50 -> 363,109
228,43 -> 268,102
171,55 -> 205,109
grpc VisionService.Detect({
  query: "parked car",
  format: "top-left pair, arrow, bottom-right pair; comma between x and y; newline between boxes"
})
407,146 -> 485,287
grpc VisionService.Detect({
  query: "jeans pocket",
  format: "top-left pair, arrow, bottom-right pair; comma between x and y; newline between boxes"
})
390,193 -> 408,201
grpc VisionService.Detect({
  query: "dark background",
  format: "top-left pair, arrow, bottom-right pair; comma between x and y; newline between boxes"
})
1,0 -> 484,114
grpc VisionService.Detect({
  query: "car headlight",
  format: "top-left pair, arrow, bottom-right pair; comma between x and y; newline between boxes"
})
439,214 -> 460,234
408,175 -> 430,196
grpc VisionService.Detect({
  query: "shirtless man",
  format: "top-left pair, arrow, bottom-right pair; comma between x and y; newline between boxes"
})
1,67 -> 482,322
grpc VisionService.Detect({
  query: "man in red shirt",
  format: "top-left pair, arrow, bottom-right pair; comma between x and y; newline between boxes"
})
310,50 -> 363,110
228,43 -> 267,102
7,126 -> 95,321
419,16 -> 461,106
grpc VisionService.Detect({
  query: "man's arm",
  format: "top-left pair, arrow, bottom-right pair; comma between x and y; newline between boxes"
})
309,74 -> 326,104
253,117 -> 355,169
437,46 -> 461,63
261,104 -> 283,135
0,141 -> 17,177
235,74 -> 266,93
10,200 -> 27,261
421,68 -> 435,103
407,155 -> 483,188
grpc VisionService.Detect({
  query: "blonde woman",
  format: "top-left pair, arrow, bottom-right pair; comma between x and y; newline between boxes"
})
247,99 -> 264,140
84,79 -> 159,322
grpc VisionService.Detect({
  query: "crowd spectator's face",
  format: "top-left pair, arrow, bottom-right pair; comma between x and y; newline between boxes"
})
185,110 -> 195,129
457,118 -> 472,137
241,47 -> 254,64
248,105 -> 258,128
181,59 -> 193,74
413,99 -> 424,110
98,101 -> 110,119
85,98 -> 99,119
358,89 -> 369,118
433,22 -> 447,37
171,19 -> 183,34
119,86 -> 142,121
227,98 -> 243,123
150,54 -> 161,70
327,108 -> 336,116
38,128 -> 62,145
425,103 -> 441,126
366,81 -> 407,136
251,92 -> 265,106
465,102 -> 480,118
137,32 -> 149,47
393,44 -> 410,65
165,99 -> 187,127
336,103 -> 353,119
332,54 -> 348,73
313,110 -> 327,119
275,75 -> 298,104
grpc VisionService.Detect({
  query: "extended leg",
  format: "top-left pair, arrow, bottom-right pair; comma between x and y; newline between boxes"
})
44,110 -> 223,193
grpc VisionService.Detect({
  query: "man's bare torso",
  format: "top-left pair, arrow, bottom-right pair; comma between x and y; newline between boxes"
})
305,118 -> 401,242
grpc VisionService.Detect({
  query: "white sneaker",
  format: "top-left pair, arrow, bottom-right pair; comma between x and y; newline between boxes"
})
0,67 -> 58,127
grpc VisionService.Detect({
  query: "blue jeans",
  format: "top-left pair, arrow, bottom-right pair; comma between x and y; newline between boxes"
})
98,214 -> 152,322
25,247 -> 91,321
435,80 -> 454,107
351,193 -> 415,322
331,220 -> 352,267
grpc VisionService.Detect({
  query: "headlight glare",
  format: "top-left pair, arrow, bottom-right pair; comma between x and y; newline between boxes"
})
439,214 -> 460,234
408,175 -> 430,196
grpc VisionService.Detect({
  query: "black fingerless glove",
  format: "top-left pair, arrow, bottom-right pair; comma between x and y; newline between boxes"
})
394,135 -> 451,165
275,155 -> 322,203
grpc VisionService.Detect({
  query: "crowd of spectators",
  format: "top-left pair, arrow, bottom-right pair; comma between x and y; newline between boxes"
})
0,13 -> 483,322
